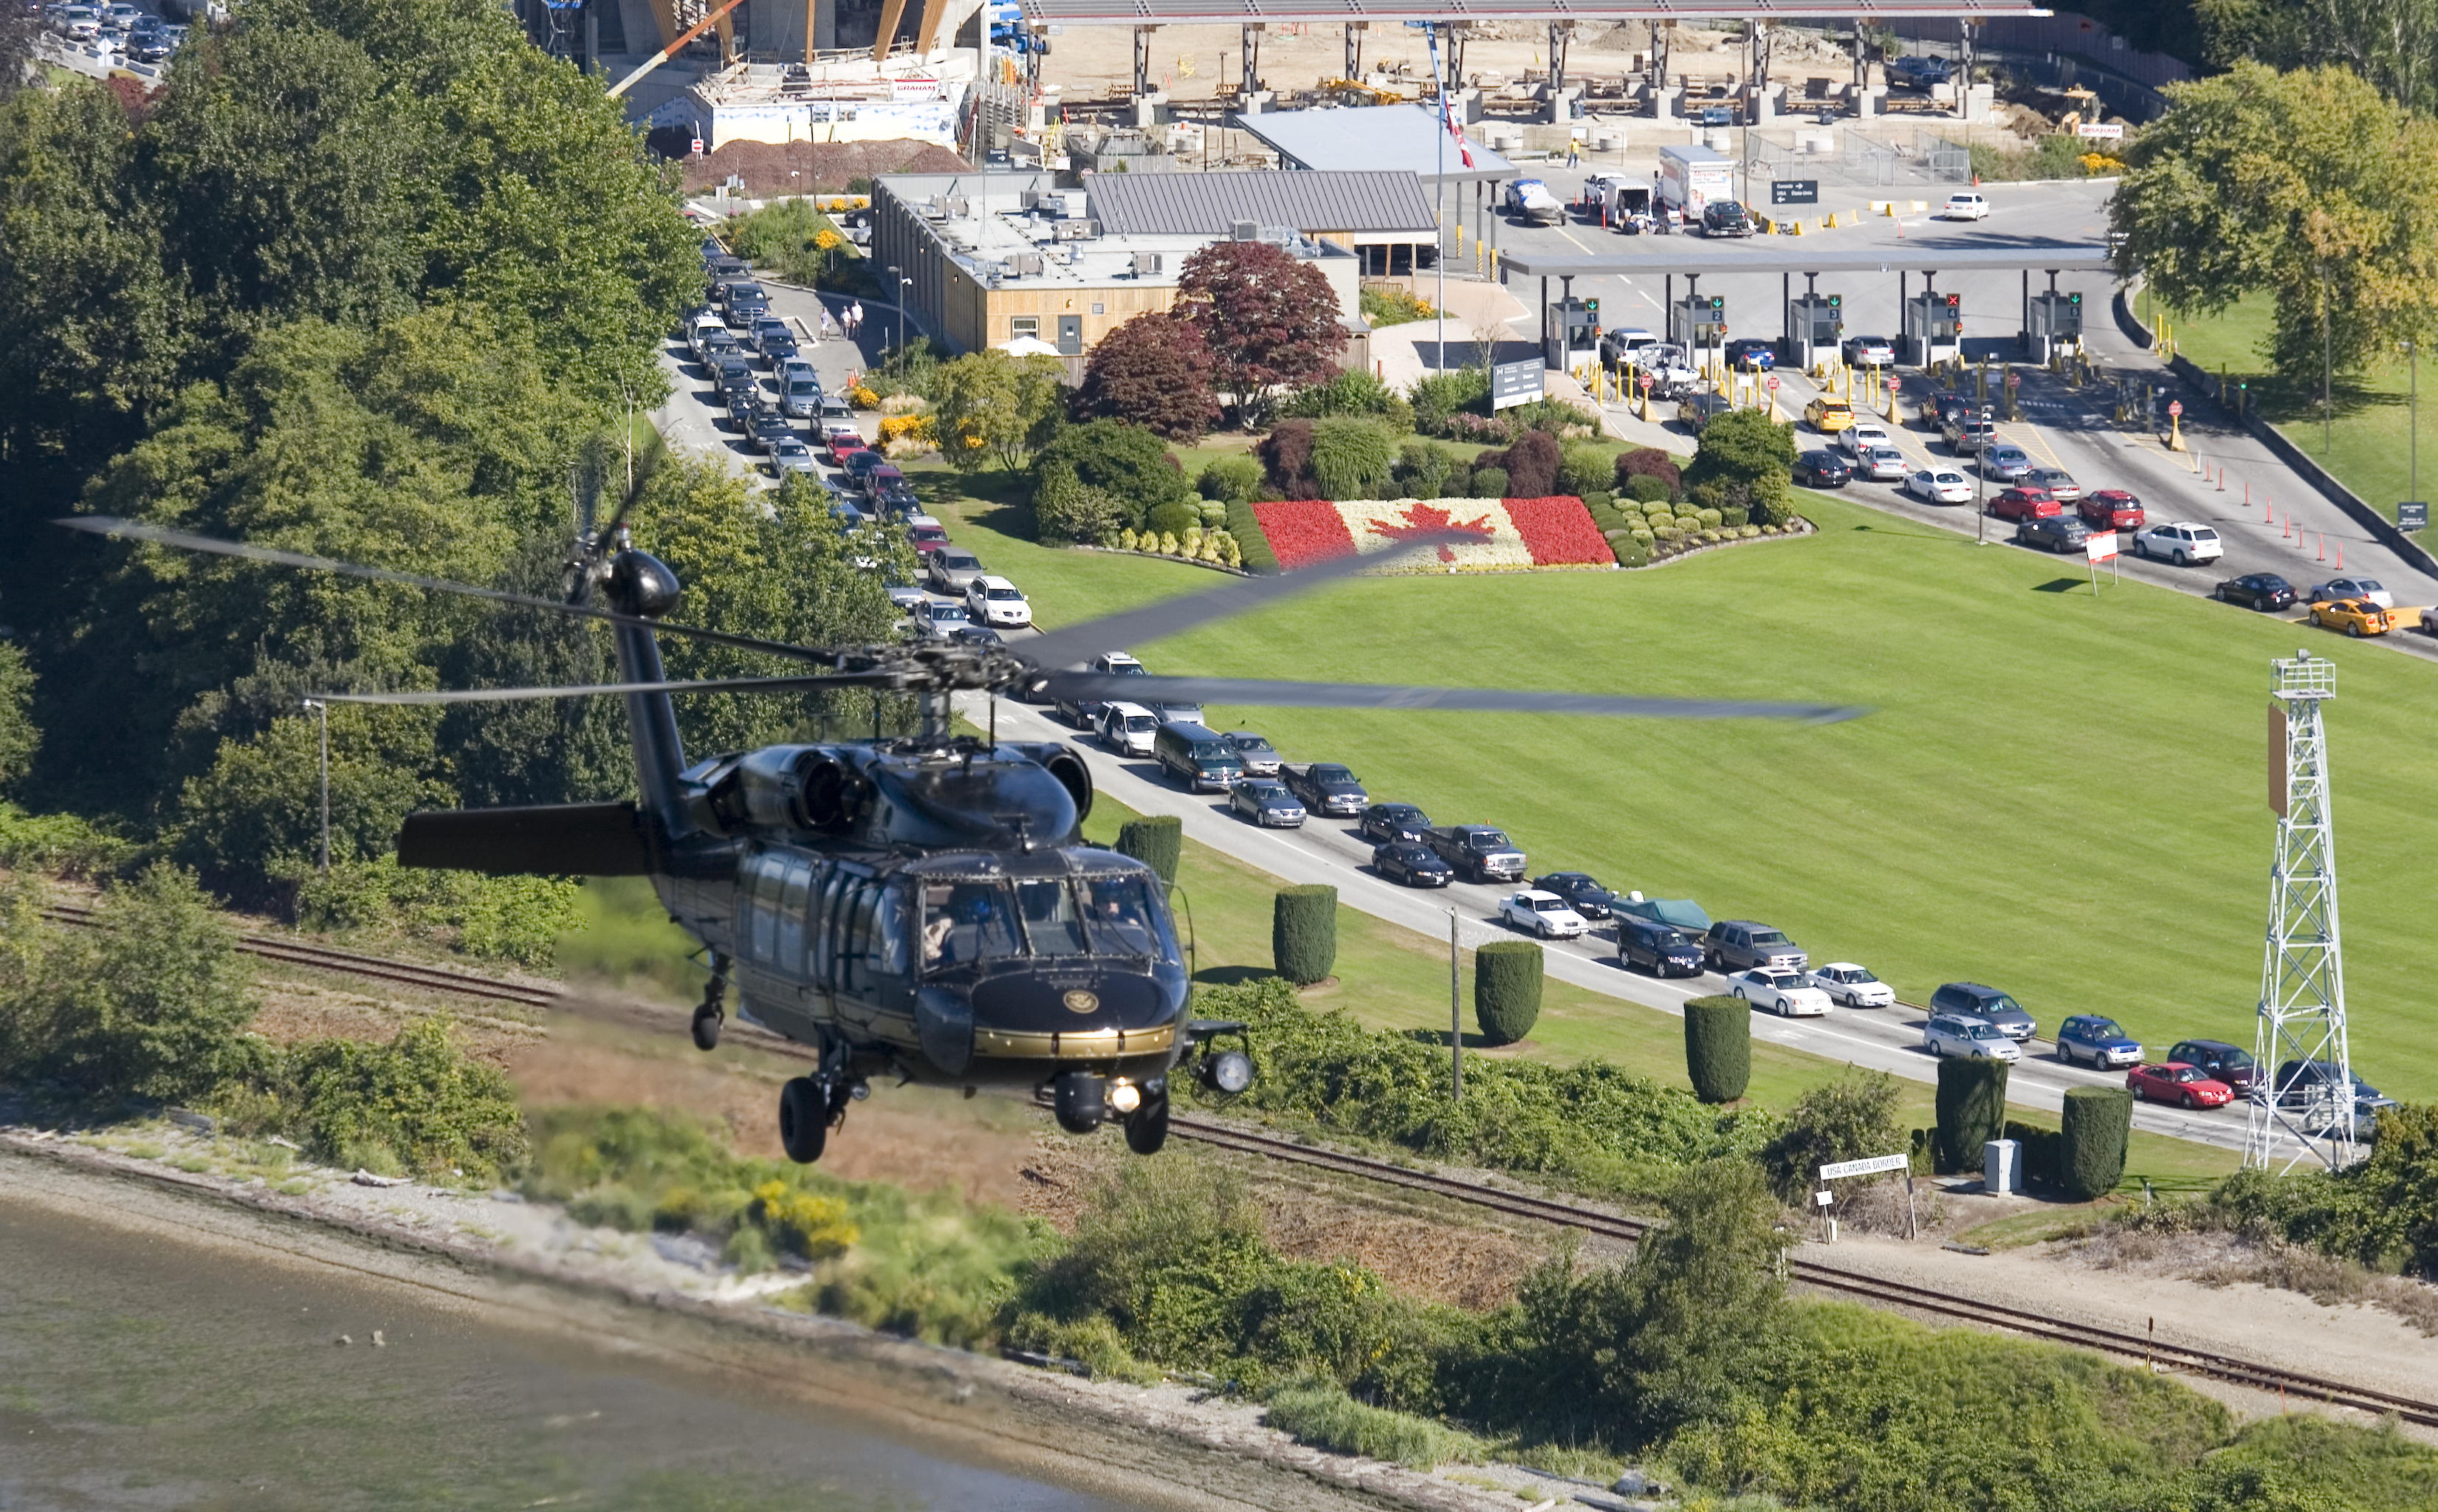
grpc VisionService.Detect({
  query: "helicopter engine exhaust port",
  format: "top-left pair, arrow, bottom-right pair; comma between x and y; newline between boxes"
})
1051,1070 -> 1107,1134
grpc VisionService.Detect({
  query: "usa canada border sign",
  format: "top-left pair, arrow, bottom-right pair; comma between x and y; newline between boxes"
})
1819,1152 -> 1909,1181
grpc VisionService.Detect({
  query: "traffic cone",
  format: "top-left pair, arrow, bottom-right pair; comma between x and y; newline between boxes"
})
2282,513 -> 2291,540
2318,532 -> 2326,561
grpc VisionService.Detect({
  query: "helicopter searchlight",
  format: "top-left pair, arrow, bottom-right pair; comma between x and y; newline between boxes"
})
57,509 -> 1862,1164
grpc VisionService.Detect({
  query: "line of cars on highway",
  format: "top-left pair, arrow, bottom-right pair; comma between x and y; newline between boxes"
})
44,1 -> 182,63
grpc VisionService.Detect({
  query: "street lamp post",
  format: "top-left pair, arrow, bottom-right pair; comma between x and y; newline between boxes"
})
885,264 -> 905,357
301,698 -> 329,872
2407,340 -> 2420,505
1974,407 -> 1991,544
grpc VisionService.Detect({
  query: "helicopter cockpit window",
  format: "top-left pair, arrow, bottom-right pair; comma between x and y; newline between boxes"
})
1079,874 -> 1171,959
1014,878 -> 1088,956
921,882 -> 1020,967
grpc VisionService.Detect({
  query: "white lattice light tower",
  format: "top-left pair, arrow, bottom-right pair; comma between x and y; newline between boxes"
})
2242,650 -> 2358,1172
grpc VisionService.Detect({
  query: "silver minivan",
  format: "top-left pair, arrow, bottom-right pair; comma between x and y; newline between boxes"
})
779,361 -> 822,418
1923,1014 -> 2021,1062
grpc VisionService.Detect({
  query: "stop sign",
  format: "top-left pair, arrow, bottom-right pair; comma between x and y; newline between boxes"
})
691,137 -> 706,154
1767,375 -> 1781,390
1886,377 -> 1903,392
1639,374 -> 1655,389
2005,371 -> 2021,388
2169,400 -> 2184,416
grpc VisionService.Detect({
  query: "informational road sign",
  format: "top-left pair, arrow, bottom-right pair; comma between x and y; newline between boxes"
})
1770,179 -> 1820,207
2087,531 -> 2120,563
2169,400 -> 2184,417
1491,358 -> 1546,412
1819,1153 -> 1910,1181
2403,501 -> 2429,531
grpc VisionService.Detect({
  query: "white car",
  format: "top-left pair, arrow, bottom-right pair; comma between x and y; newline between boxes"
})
1924,1013 -> 2022,1062
1805,963 -> 1895,1008
1730,968 -> 1832,1017
1942,192 -> 1991,221
1503,179 -> 1567,226
1095,701 -> 1159,757
1857,445 -> 1909,482
1500,890 -> 1588,940
1906,468 -> 1974,504
2304,576 -> 2394,609
2133,521 -> 2225,566
1838,422 -> 1892,458
964,574 -> 1032,628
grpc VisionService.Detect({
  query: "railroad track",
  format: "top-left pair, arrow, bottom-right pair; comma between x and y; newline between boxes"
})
47,902 -> 2434,1426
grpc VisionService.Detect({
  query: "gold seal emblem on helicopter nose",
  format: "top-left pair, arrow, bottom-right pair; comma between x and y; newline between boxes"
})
1062,989 -> 1100,1015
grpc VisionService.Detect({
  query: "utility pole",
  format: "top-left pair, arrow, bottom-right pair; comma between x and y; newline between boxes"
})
302,698 -> 329,872
1447,908 -> 1463,1100
2406,340 -> 2419,505
2321,267 -> 2332,455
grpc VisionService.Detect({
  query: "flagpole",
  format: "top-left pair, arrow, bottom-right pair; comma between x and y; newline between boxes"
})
1435,25 -> 1446,375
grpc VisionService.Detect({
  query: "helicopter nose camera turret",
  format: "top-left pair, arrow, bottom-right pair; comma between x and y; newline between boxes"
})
1051,1070 -> 1107,1134
605,550 -> 682,620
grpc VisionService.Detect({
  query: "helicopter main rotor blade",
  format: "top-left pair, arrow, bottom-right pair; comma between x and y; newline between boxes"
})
1017,531 -> 1480,673
1037,672 -> 1868,724
305,672 -> 907,706
55,516 -> 834,667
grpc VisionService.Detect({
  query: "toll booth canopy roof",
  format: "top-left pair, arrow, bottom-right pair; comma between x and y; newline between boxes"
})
1497,244 -> 2118,278
1229,104 -> 1518,185
1026,0 -> 2051,23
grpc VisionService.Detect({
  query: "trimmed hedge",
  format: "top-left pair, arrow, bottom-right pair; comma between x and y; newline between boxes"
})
1473,941 -> 1542,1045
1223,498 -> 1280,574
2061,1086 -> 2133,1200
1934,1057 -> 2011,1175
1683,994 -> 1751,1104
2003,1119 -> 2064,1189
1114,816 -> 1182,884
1271,884 -> 1337,985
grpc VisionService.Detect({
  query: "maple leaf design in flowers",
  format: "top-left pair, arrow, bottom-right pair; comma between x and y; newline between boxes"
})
1361,501 -> 1497,563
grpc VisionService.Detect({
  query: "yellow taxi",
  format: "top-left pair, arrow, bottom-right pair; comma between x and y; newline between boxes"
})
2309,597 -> 2393,637
1804,396 -> 1855,433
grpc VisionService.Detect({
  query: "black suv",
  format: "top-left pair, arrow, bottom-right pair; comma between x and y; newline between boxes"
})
1618,918 -> 1705,977
1700,200 -> 1755,237
2016,515 -> 2089,553
1533,872 -> 1615,919
2166,1039 -> 2257,1093
1359,803 -> 1432,844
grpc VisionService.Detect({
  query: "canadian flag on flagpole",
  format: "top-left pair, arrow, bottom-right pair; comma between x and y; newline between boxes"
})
1424,26 -> 1474,168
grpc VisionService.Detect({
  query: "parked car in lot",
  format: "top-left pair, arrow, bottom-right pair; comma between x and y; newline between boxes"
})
1501,890 -> 1590,939
2166,1039 -> 2258,1093
2079,489 -> 2143,532
1095,701 -> 1160,757
1618,918 -> 1706,976
1794,450 -> 1850,487
2134,521 -> 2223,565
925,548 -> 986,595
1928,982 -> 2036,1040
1988,486 -> 2059,521
1425,825 -> 1526,883
2022,466 -> 2081,502
1803,397 -> 1855,433
1223,731 -> 1281,776
2310,597 -> 2393,636
1979,444 -> 2033,482
1924,1013 -> 2021,1061
2056,1014 -> 2143,1069
2216,572 -> 2296,611
1856,445 -> 1909,482
1842,334 -> 1895,368
1359,803 -> 1432,844
1282,763 -> 1368,817
2127,1062 -> 2236,1109
1941,191 -> 1991,220
1804,962 -> 1895,1008
1229,778 -> 1308,828
1532,872 -> 1616,919
1906,468 -> 1974,504
2304,576 -> 2394,609
1055,651 -> 1144,725
1704,920 -> 1807,973
1152,721 -> 1244,791
1730,967 -> 1832,1017
1373,839 -> 1453,888
2016,515 -> 2090,553
964,574 -> 1033,628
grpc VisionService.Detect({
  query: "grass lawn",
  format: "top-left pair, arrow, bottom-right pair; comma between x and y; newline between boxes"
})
2156,291 -> 2436,523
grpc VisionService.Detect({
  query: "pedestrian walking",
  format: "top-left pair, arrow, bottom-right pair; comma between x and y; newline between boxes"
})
848,301 -> 865,337
1565,140 -> 1579,168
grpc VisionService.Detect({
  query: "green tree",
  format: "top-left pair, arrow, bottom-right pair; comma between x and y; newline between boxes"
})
1683,994 -> 1751,1104
1683,408 -> 1797,525
1759,1069 -> 1904,1203
1307,417 -> 1398,500
2114,61 -> 2438,379
1934,1056 -> 2011,1175
44,863 -> 260,1102
1031,420 -> 1190,527
2193,0 -> 2438,114
1271,884 -> 1337,985
1473,940 -> 1542,1045
176,707 -> 453,889
0,640 -> 33,794
932,348 -> 1068,473
286,1013 -> 527,1178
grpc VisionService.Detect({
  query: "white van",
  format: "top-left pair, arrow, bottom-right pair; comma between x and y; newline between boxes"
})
1096,701 -> 1160,757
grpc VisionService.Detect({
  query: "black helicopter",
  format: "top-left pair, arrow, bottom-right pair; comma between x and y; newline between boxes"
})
61,508 -> 1861,1164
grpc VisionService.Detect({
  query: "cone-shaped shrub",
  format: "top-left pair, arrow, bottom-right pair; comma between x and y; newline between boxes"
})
1114,816 -> 1181,884
1683,994 -> 1751,1104
1473,941 -> 1542,1045
1271,885 -> 1337,985
1935,1057 -> 2011,1175
2061,1085 -> 2133,1200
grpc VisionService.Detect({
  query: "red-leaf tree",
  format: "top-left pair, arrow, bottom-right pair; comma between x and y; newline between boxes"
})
1175,240 -> 1347,426
1071,312 -> 1220,441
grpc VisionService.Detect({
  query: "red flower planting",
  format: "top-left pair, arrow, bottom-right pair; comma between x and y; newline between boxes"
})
1501,496 -> 1615,566
1249,499 -> 1357,569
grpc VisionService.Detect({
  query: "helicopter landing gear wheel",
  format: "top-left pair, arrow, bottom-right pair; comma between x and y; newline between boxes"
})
778,1077 -> 828,1164
1123,1088 -> 1170,1155
691,959 -> 728,1052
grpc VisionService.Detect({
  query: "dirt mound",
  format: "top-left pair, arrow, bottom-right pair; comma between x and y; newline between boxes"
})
678,137 -> 971,196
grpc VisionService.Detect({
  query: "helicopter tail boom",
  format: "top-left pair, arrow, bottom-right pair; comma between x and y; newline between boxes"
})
399,801 -> 653,876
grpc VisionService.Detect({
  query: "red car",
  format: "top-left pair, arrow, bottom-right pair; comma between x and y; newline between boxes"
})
2080,489 -> 2144,532
1988,486 -> 2060,521
825,433 -> 868,466
908,522 -> 951,556
2126,1062 -> 2236,1109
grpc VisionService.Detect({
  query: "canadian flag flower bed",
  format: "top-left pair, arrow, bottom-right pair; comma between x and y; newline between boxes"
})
1247,497 -> 1615,574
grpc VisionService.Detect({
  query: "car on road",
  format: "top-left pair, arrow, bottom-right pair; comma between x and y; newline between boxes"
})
1373,839 -> 1453,888
2056,1014 -> 2143,1069
924,547 -> 986,595
1842,334 -> 1895,368
1923,1013 -> 2021,1061
1152,721 -> 1244,790
1502,179 -> 1566,224
1618,918 -> 1706,977
881,574 -> 925,613
2166,1039 -> 2259,1093
1803,397 -> 1855,433
752,318 -> 797,363
777,360 -> 821,416
947,626 -> 1003,650
749,414 -> 795,454
2127,1062 -> 2236,1109
2305,576 -> 2394,610
1055,650 -> 1144,724
1731,967 -> 1832,1016
1676,391 -> 1735,436
1836,422 -> 1892,458
1941,191 -> 1991,220
712,354 -> 758,396
842,449 -> 890,489
2016,515 -> 2090,553
1601,329 -> 1663,369
825,431 -> 868,466
906,520 -> 951,556
1094,701 -> 1160,757
2215,572 -> 2296,611
2310,597 -> 2393,636
724,389 -> 765,433
1532,872 -> 1616,919
905,599 -> 970,640
817,394 -> 856,426
1924,392 -> 1976,431
1947,417 -> 1999,456
1794,450 -> 1850,488
1359,803 -> 1432,844
1702,200 -> 1758,238
1283,763 -> 1368,817
1228,778 -> 1308,828
1501,890 -> 1590,939
1988,486 -> 2060,521
1906,468 -> 1974,504
1426,824 -> 1527,884
1804,962 -> 1895,1008
1704,920 -> 1807,973
2022,466 -> 2081,503
1857,445 -> 1909,482
2079,489 -> 2143,532
964,574 -> 1034,628
1979,444 -> 2033,482
2134,521 -> 2223,565
1723,336 -> 1776,369
1222,731 -> 1281,777
769,439 -> 817,476
2273,1059 -> 2395,1118
1928,982 -> 2036,1040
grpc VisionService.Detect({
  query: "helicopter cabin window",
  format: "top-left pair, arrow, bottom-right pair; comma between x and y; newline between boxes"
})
1015,878 -> 1088,956
1079,873 -> 1172,959
776,860 -> 811,966
813,867 -> 848,981
871,884 -> 907,975
919,881 -> 1020,969
749,854 -> 785,961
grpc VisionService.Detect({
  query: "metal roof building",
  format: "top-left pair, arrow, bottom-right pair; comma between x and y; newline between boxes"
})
1083,169 -> 1437,238
1229,104 -> 1517,185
